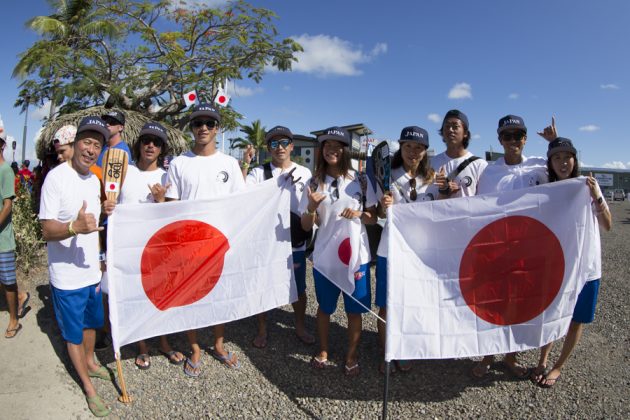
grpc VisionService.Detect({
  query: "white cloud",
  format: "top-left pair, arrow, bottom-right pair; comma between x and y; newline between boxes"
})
579,124 -> 600,132
231,84 -> 263,97
472,134 -> 481,140
448,82 -> 472,100
288,34 -> 387,77
427,113 -> 441,123
508,93 -> 519,100
31,101 -> 59,121
600,83 -> 619,90
602,161 -> 628,169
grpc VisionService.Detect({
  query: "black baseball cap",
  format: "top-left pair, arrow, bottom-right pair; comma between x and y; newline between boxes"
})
497,114 -> 527,135
190,103 -> 221,124
441,109 -> 469,131
76,116 -> 109,144
317,126 -> 350,146
139,122 -> 168,144
101,110 -> 126,125
265,125 -> 293,143
399,126 -> 429,147
547,137 -> 577,158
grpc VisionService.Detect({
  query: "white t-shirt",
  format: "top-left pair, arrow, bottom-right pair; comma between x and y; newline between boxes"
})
247,162 -> 312,251
298,170 -> 377,266
477,155 -> 548,195
39,162 -> 102,290
119,165 -> 167,204
584,181 -> 606,281
166,150 -> 245,200
431,151 -> 488,197
377,166 -> 437,257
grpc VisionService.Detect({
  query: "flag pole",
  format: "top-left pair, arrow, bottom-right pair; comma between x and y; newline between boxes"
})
382,358 -> 391,419
115,353 -> 133,403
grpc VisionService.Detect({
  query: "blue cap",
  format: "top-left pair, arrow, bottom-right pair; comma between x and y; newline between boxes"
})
190,103 -> 221,123
139,122 -> 168,144
399,126 -> 429,147
497,114 -> 527,134
547,137 -> 577,158
442,109 -> 469,131
265,125 -> 293,143
317,126 -> 350,146
76,116 -> 109,144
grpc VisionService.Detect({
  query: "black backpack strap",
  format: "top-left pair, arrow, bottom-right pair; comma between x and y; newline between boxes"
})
448,156 -> 481,181
263,162 -> 273,180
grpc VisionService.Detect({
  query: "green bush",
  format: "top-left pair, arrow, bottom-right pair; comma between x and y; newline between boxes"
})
13,183 -> 44,274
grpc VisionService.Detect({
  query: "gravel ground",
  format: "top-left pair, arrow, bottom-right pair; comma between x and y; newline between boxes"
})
16,200 -> 630,419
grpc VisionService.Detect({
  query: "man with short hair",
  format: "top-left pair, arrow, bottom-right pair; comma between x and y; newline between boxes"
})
242,125 -> 315,348
39,116 -> 116,417
473,114 -> 548,379
166,103 -> 245,377
0,131 -> 24,338
432,109 -> 488,197
97,110 -> 132,167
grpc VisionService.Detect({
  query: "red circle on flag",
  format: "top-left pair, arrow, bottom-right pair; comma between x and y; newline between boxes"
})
217,95 -> 226,104
338,238 -> 351,266
140,220 -> 230,311
459,215 -> 564,326
188,93 -> 196,101
108,183 -> 115,190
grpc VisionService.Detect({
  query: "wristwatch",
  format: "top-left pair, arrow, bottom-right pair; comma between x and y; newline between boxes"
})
597,196 -> 603,205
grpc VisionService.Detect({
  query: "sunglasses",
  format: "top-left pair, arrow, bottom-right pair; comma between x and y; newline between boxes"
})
191,119 -> 218,129
140,136 -> 164,147
409,178 -> 417,201
330,179 -> 339,202
269,139 -> 292,149
501,131 -> 526,142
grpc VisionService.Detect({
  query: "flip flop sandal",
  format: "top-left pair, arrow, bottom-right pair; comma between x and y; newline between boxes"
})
506,363 -> 531,379
530,365 -> 548,384
5,324 -> 22,339
211,351 -> 241,369
310,355 -> 333,369
471,361 -> 492,378
344,362 -> 360,377
88,365 -> 113,381
86,394 -> 111,417
160,350 -> 185,366
539,372 -> 561,388
135,353 -> 151,370
18,292 -> 30,318
184,357 -> 202,378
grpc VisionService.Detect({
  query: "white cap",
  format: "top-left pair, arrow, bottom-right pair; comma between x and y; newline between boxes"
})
53,125 -> 77,149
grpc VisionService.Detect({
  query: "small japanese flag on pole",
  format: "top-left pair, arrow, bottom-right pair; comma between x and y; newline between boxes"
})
183,90 -> 198,107
214,84 -> 230,107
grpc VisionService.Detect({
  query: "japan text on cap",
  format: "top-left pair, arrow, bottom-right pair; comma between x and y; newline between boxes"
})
77,116 -> 109,143
497,114 -> 527,134
547,137 -> 577,158
317,126 -> 350,146
441,109 -> 469,131
139,122 -> 168,143
399,126 -> 429,147
190,103 -> 221,123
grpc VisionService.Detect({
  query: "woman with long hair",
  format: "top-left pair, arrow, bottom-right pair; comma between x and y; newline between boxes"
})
300,126 -> 377,376
375,126 -> 437,373
531,137 -> 611,387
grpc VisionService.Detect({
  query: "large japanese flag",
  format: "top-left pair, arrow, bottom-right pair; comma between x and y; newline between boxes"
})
107,179 -> 296,354
312,217 -> 362,295
385,178 -> 594,361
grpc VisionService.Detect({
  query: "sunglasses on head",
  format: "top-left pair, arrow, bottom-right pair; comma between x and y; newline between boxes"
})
191,119 -> 218,129
501,131 -> 526,142
140,136 -> 164,147
269,138 -> 292,149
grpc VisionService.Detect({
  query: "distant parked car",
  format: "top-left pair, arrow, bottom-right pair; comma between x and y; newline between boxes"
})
606,190 -> 614,201
613,189 -> 626,201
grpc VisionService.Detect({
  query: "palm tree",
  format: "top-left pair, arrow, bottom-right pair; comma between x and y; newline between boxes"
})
230,119 -> 267,164
13,0 -> 119,120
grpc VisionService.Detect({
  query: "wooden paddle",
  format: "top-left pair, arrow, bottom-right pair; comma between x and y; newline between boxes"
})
101,148 -> 129,202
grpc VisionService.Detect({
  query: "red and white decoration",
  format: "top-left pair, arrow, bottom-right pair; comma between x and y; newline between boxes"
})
183,89 -> 198,107
214,84 -> 230,107
312,218 -> 362,295
107,179 -> 295,354
106,181 -> 120,193
385,178 -> 595,360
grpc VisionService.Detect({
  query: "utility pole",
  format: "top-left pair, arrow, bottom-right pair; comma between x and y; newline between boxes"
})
21,96 -> 30,162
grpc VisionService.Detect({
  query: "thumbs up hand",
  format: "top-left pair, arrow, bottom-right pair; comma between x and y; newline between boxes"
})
73,200 -> 103,234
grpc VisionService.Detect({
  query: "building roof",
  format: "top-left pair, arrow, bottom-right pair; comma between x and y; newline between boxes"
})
310,123 -> 372,137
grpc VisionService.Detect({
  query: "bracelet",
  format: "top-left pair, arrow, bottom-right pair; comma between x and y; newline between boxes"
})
68,221 -> 77,236
240,161 -> 250,169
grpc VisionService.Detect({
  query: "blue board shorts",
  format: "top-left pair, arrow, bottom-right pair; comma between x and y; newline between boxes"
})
572,279 -> 599,324
313,263 -> 371,315
51,283 -> 104,345
0,251 -> 17,286
293,250 -> 307,296
375,255 -> 387,308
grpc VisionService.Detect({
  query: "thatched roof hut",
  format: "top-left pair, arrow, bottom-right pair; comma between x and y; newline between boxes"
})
36,106 -> 191,159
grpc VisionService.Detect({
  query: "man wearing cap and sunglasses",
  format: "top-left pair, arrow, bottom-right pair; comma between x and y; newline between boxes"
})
473,114 -> 549,379
39,116 -> 117,417
165,103 -> 245,377
96,110 -> 132,168
241,125 -> 316,349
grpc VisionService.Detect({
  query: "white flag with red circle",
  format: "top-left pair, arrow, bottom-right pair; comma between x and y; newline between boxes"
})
312,217 -> 362,296
107,179 -> 296,354
183,89 -> 198,107
214,85 -> 230,107
385,178 -> 595,361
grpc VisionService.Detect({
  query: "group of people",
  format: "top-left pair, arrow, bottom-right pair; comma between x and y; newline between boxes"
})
3,104 -> 611,417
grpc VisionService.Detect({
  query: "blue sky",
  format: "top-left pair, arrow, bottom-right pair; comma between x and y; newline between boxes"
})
1,0 -> 628,168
